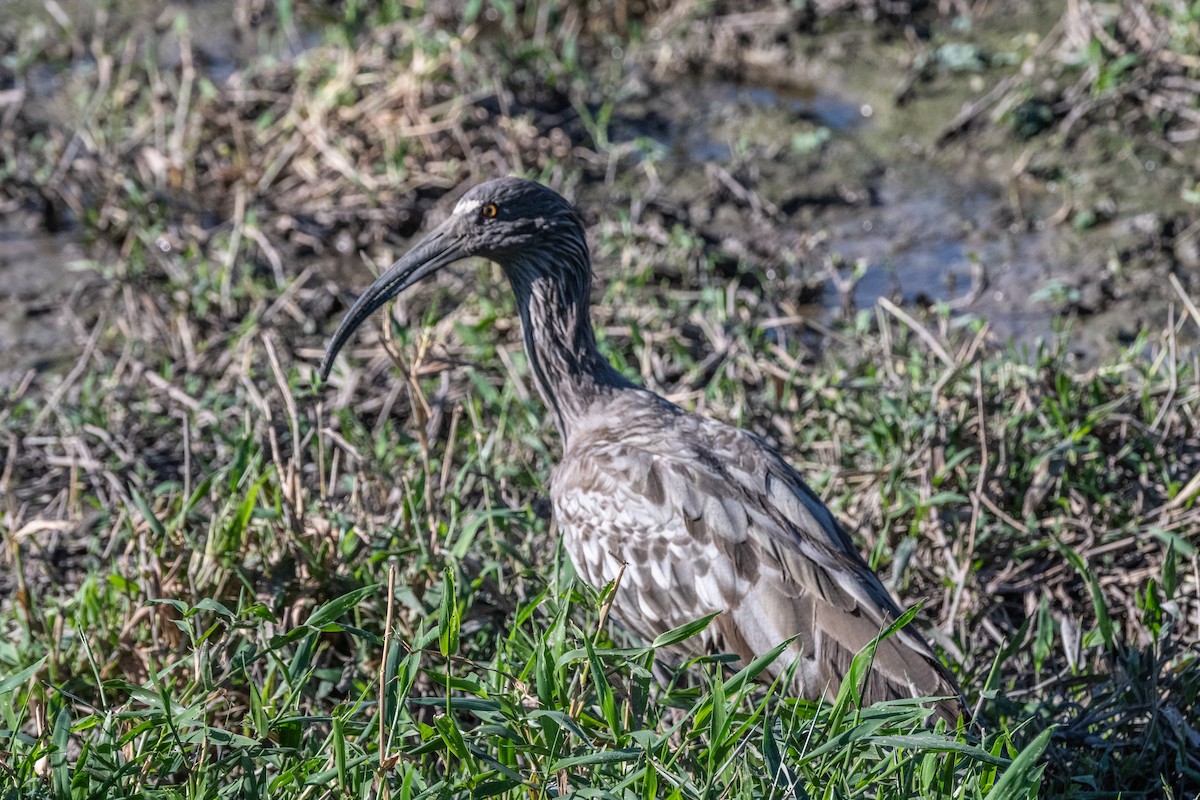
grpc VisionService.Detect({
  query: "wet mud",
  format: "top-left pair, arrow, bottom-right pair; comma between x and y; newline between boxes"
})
2,1 -> 1196,380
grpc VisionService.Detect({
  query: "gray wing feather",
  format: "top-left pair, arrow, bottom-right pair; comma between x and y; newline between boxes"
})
553,396 -> 965,721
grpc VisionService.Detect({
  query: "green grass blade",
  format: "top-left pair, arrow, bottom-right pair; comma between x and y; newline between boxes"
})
0,656 -> 46,695
987,726 -> 1053,799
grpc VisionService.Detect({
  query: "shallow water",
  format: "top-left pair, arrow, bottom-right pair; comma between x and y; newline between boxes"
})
615,75 -> 1107,352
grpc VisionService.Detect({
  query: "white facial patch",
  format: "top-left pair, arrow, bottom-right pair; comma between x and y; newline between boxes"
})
454,198 -> 482,217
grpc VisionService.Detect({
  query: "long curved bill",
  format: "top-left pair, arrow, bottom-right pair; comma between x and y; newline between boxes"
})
319,221 -> 466,380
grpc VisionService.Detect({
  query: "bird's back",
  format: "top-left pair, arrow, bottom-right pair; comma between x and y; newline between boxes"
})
552,388 -> 964,720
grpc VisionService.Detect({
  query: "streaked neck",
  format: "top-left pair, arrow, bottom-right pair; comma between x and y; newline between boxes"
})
506,255 -> 633,442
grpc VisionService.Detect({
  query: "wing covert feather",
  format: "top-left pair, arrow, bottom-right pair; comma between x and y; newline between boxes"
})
552,397 -> 964,720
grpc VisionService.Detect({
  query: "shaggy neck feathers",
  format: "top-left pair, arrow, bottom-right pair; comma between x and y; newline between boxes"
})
503,242 -> 632,442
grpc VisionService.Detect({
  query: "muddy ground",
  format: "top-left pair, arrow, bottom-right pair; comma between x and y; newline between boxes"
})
1,0 -> 1198,385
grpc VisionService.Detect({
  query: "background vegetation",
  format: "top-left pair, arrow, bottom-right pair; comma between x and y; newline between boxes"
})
1,0 -> 1198,797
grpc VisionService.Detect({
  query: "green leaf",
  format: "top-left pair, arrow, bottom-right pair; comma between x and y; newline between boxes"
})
1163,539 -> 1178,599
868,734 -> 1009,765
176,726 -> 260,747
411,696 -> 500,713
1141,578 -> 1162,638
535,639 -> 555,706
650,612 -> 719,649
798,716 -> 889,763
762,717 -> 784,786
834,604 -> 922,719
708,671 -> 728,771
147,598 -> 189,615
305,585 -> 379,629
224,474 -> 266,551
988,725 -> 1053,799
334,714 -> 347,788
1055,538 -> 1113,650
529,710 -> 591,743
723,636 -> 797,695
547,748 -> 640,772
1033,595 -> 1053,673
434,714 -> 468,761
0,655 -> 46,695
130,486 -> 166,538
195,598 -> 236,619
51,705 -> 71,800
439,567 -> 459,657
107,573 -> 139,594
585,637 -> 619,734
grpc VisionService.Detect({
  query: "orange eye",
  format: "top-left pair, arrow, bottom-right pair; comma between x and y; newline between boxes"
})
481,202 -> 499,219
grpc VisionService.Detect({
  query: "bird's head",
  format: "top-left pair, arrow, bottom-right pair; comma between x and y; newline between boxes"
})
318,177 -> 588,380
